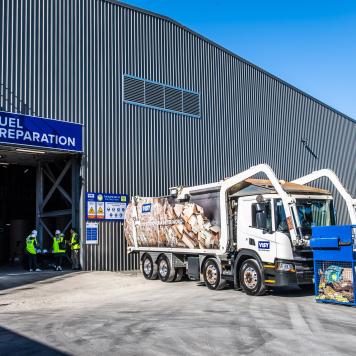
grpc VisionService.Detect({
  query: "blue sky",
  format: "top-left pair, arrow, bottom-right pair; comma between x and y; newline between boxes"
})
122,0 -> 356,119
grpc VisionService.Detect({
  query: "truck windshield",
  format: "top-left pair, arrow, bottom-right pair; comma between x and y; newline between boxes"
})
295,199 -> 335,234
275,199 -> 335,234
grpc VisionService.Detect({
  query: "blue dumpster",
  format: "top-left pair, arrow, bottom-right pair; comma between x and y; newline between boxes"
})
310,225 -> 356,306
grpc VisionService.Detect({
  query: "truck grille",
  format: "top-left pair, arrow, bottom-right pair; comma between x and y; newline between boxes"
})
296,270 -> 314,284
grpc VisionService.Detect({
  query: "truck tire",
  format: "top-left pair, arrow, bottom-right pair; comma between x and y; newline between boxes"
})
158,255 -> 176,282
174,268 -> 184,282
239,259 -> 266,296
142,254 -> 158,280
203,258 -> 226,290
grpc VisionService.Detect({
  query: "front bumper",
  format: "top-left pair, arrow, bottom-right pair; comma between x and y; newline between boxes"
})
264,266 -> 314,287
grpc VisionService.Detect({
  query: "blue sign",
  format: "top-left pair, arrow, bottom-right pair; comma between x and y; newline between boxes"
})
0,111 -> 83,152
142,203 -> 151,213
86,222 -> 99,244
258,241 -> 270,250
86,192 -> 129,221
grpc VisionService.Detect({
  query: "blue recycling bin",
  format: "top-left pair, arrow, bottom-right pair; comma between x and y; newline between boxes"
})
310,225 -> 356,306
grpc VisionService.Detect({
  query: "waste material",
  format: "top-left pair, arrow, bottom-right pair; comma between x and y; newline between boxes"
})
316,265 -> 354,303
324,265 -> 343,283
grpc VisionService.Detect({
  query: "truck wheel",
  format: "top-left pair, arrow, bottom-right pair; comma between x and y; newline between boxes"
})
203,258 -> 226,290
239,259 -> 266,296
158,255 -> 176,282
174,268 -> 184,282
142,254 -> 158,280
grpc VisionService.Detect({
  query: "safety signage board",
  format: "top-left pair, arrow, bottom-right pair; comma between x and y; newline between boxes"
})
86,222 -> 98,244
87,202 -> 96,219
86,192 -> 129,221
0,110 -> 83,152
97,202 -> 105,219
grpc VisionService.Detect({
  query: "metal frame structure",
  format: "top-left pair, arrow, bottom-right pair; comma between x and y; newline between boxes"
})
292,169 -> 356,225
179,164 -> 299,251
35,156 -> 81,247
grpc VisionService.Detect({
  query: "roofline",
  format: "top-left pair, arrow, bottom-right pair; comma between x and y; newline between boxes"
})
104,0 -> 355,123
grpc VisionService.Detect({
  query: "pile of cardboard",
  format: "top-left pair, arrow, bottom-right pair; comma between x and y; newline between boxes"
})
124,197 -> 220,249
168,202 -> 220,249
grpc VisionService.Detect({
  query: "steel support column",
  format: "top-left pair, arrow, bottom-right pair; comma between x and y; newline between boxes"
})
71,156 -> 80,230
36,163 -> 44,247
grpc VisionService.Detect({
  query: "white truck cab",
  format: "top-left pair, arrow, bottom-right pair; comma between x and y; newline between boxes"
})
229,186 -> 335,294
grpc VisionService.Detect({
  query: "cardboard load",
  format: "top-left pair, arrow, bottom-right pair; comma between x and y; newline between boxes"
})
124,197 -> 220,249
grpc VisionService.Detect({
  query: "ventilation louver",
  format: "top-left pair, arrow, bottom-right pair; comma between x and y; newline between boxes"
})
123,75 -> 200,118
123,76 -> 145,104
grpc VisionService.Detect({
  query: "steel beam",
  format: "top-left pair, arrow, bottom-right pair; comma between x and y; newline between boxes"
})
71,156 -> 80,230
39,218 -> 53,238
63,218 -> 73,234
42,159 -> 72,209
35,156 -> 81,249
40,209 -> 72,218
43,164 -> 72,204
36,163 -> 44,248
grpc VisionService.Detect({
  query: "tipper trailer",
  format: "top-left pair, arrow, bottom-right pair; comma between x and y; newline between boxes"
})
124,164 -> 355,295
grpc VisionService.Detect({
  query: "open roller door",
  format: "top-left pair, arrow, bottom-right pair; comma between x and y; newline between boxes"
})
0,145 -> 82,268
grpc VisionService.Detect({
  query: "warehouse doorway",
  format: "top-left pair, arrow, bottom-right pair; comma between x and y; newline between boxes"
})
0,145 -> 81,269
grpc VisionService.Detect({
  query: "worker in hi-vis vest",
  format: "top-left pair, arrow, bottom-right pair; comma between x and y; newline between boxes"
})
25,230 -> 41,272
52,230 -> 66,271
68,228 -> 80,270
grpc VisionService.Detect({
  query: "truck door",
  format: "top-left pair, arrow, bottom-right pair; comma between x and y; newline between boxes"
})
237,198 -> 276,263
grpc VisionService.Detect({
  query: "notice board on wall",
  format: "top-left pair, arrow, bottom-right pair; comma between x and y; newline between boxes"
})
86,222 -> 99,244
86,192 -> 129,221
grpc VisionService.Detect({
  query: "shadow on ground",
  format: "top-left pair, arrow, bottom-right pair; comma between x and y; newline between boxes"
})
196,280 -> 315,298
269,285 -> 315,298
0,326 -> 68,355
0,267 -> 78,293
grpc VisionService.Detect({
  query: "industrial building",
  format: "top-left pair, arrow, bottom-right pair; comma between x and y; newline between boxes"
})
0,0 -> 354,271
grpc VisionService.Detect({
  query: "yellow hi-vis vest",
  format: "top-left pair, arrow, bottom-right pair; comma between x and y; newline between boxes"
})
26,235 -> 38,255
53,235 -> 66,254
71,233 -> 80,250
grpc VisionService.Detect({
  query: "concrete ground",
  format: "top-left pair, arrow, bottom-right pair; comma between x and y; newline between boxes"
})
0,269 -> 356,355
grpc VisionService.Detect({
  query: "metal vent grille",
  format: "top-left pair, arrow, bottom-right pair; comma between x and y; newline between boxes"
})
145,81 -> 164,108
123,75 -> 200,118
183,91 -> 200,116
123,76 -> 145,104
165,87 -> 182,112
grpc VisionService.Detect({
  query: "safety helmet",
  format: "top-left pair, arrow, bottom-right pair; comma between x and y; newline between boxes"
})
32,230 -> 38,237
55,229 -> 61,235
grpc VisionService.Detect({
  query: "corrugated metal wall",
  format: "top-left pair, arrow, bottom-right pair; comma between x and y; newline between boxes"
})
1,0 -> 355,271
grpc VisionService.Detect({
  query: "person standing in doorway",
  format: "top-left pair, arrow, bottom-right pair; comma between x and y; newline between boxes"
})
68,228 -> 80,270
52,230 -> 66,271
26,230 -> 41,272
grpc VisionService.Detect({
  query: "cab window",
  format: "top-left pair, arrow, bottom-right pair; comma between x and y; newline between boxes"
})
251,202 -> 272,231
275,200 -> 289,232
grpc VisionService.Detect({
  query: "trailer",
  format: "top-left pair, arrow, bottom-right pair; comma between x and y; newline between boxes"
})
124,164 -> 343,295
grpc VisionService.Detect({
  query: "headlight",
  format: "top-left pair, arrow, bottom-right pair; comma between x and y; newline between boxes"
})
276,262 -> 295,272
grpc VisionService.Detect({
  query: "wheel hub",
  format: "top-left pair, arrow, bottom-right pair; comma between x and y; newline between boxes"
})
244,266 -> 258,289
159,260 -> 168,277
143,258 -> 152,275
206,265 -> 218,285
